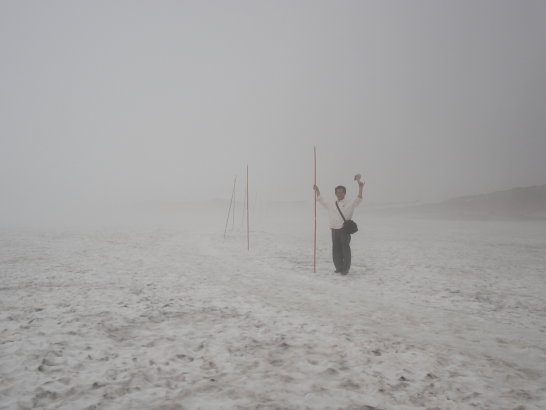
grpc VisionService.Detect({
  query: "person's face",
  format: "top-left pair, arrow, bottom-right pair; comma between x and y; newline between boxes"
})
335,189 -> 346,200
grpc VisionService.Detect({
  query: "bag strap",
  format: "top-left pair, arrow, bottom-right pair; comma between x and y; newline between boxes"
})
335,201 -> 347,222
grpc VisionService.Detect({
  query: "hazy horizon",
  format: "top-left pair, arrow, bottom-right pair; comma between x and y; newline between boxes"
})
1,1 -> 545,226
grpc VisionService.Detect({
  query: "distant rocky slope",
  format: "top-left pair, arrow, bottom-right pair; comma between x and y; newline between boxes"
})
373,185 -> 546,219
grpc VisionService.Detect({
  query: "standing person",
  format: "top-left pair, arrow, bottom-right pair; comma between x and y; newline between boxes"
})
314,178 -> 365,275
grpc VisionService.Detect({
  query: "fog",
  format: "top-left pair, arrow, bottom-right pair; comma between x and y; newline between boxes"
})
1,1 -> 545,226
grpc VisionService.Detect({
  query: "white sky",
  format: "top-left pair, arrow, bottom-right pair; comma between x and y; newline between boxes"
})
1,1 -> 545,223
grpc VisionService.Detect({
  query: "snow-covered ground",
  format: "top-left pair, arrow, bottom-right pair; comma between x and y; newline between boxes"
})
1,207 -> 545,409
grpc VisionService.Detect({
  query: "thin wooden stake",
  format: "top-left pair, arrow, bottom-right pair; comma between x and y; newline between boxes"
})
314,146 -> 317,273
241,178 -> 245,231
224,176 -> 237,239
231,177 -> 236,230
246,165 -> 250,250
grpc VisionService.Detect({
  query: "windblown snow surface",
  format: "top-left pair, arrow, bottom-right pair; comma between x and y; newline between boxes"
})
1,205 -> 545,409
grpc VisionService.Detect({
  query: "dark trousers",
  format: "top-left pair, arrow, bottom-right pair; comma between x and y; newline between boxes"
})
331,228 -> 351,272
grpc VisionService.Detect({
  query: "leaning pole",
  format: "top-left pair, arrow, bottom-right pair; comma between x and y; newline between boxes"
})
246,165 -> 250,251
223,176 -> 237,239
314,146 -> 317,273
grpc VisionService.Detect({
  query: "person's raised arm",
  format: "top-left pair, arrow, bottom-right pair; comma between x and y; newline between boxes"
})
353,174 -> 365,200
358,180 -> 365,199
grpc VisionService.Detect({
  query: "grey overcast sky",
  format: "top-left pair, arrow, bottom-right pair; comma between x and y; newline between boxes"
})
1,1 -> 546,222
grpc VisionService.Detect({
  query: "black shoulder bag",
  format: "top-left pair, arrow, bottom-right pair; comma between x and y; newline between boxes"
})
335,201 -> 358,235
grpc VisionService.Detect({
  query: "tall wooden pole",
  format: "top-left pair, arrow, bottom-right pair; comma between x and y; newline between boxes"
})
314,146 -> 317,273
246,165 -> 250,251
241,179 -> 245,231
232,177 -> 236,230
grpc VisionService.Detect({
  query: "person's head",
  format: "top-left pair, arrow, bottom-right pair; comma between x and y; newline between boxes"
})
335,185 -> 346,200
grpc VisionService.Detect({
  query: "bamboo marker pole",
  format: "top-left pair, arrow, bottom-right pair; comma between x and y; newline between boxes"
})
241,181 -> 245,231
246,165 -> 250,250
232,177 -> 236,230
314,146 -> 317,273
224,176 -> 237,239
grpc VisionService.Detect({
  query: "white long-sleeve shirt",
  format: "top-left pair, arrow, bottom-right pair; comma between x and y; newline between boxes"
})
317,195 -> 362,229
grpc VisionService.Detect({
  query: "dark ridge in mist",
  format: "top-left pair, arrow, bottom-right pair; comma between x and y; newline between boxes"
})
371,185 -> 546,219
